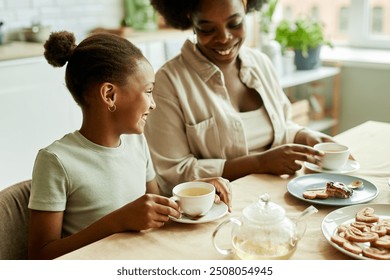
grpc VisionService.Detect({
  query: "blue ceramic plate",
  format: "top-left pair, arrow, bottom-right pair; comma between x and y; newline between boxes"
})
287,173 -> 378,206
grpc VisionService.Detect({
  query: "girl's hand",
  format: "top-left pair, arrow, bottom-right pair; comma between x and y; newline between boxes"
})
195,177 -> 232,212
117,194 -> 181,231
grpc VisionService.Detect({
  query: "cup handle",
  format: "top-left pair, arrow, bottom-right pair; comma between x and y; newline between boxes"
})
212,217 -> 241,256
169,196 -> 183,217
170,195 -> 179,202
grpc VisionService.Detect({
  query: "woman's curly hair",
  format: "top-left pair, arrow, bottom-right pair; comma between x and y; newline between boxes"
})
150,0 -> 266,30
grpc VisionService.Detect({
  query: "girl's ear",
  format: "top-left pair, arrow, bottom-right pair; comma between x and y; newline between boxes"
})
100,82 -> 117,107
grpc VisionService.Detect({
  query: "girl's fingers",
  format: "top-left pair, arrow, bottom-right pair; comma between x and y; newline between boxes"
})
150,196 -> 181,218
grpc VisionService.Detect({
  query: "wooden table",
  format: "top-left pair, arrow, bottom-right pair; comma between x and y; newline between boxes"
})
57,121 -> 390,260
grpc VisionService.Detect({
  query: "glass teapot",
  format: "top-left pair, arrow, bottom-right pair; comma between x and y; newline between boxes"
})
212,193 -> 317,260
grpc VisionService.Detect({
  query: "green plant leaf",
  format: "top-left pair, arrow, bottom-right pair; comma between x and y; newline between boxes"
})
275,18 -> 332,55
259,0 -> 279,34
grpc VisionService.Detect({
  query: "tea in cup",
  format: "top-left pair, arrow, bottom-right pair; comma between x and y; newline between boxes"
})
171,182 -> 215,217
314,142 -> 350,170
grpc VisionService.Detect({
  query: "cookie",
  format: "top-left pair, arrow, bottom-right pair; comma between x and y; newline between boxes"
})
342,240 -> 363,255
356,207 -> 379,223
331,233 -> 347,246
371,235 -> 390,249
350,221 -> 372,231
369,224 -> 387,237
377,219 -> 390,234
362,247 -> 390,260
302,190 -> 328,200
344,227 -> 378,243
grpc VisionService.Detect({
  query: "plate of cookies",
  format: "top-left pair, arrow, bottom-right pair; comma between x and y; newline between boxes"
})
287,173 -> 378,206
322,204 -> 390,260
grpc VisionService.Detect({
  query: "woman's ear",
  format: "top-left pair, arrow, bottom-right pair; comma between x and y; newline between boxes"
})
100,82 -> 117,107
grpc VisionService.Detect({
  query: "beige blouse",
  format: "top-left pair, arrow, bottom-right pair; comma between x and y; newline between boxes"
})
144,39 -> 303,195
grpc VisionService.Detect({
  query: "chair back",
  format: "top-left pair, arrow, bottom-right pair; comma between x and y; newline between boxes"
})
0,180 -> 31,260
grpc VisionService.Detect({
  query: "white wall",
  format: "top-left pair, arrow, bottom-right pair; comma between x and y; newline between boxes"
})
321,47 -> 390,133
0,0 -> 123,41
0,58 -> 82,189
338,66 -> 390,132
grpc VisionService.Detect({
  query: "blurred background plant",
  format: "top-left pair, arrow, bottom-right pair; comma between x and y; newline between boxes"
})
259,0 -> 279,35
275,18 -> 332,56
275,17 -> 332,70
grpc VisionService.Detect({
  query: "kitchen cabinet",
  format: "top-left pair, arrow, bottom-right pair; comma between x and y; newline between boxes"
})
0,57 -> 81,189
126,29 -> 190,70
280,66 -> 341,136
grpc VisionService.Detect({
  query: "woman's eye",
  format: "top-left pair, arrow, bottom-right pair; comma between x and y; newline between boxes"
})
196,27 -> 214,35
196,22 -> 242,35
229,21 -> 243,29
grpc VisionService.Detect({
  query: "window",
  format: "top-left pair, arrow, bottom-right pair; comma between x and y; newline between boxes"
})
371,6 -> 384,34
311,6 -> 320,20
339,7 -> 349,33
276,0 -> 390,49
283,5 -> 293,20
350,0 -> 390,48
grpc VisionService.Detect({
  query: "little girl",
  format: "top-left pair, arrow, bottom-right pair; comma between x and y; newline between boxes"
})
28,31 -> 231,259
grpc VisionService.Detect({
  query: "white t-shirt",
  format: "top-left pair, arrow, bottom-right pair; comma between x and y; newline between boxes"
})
239,107 -> 274,153
29,131 -> 155,236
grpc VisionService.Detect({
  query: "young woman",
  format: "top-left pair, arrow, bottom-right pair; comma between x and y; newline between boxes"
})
28,31 -> 231,259
144,0 -> 332,194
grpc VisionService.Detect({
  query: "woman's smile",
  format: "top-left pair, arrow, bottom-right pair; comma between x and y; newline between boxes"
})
215,46 -> 234,56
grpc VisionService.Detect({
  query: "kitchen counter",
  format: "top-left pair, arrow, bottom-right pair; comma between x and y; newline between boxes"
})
0,29 -> 191,63
0,41 -> 44,62
321,46 -> 390,70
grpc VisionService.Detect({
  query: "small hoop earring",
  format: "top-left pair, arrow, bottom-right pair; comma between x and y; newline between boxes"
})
108,104 -> 116,112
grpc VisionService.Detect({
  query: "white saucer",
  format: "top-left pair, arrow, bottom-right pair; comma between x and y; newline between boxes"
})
170,203 -> 228,224
304,159 -> 360,174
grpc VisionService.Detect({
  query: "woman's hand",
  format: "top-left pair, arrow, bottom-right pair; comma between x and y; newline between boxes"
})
294,128 -> 334,146
195,177 -> 232,211
294,128 -> 355,160
257,144 -> 324,176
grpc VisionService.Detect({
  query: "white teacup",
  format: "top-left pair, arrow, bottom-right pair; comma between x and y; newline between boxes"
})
314,142 -> 350,170
171,182 -> 215,217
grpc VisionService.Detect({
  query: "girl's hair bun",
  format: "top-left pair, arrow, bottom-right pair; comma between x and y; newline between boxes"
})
44,31 -> 77,67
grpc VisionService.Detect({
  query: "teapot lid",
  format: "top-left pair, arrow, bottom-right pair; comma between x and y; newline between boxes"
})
243,193 -> 285,224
